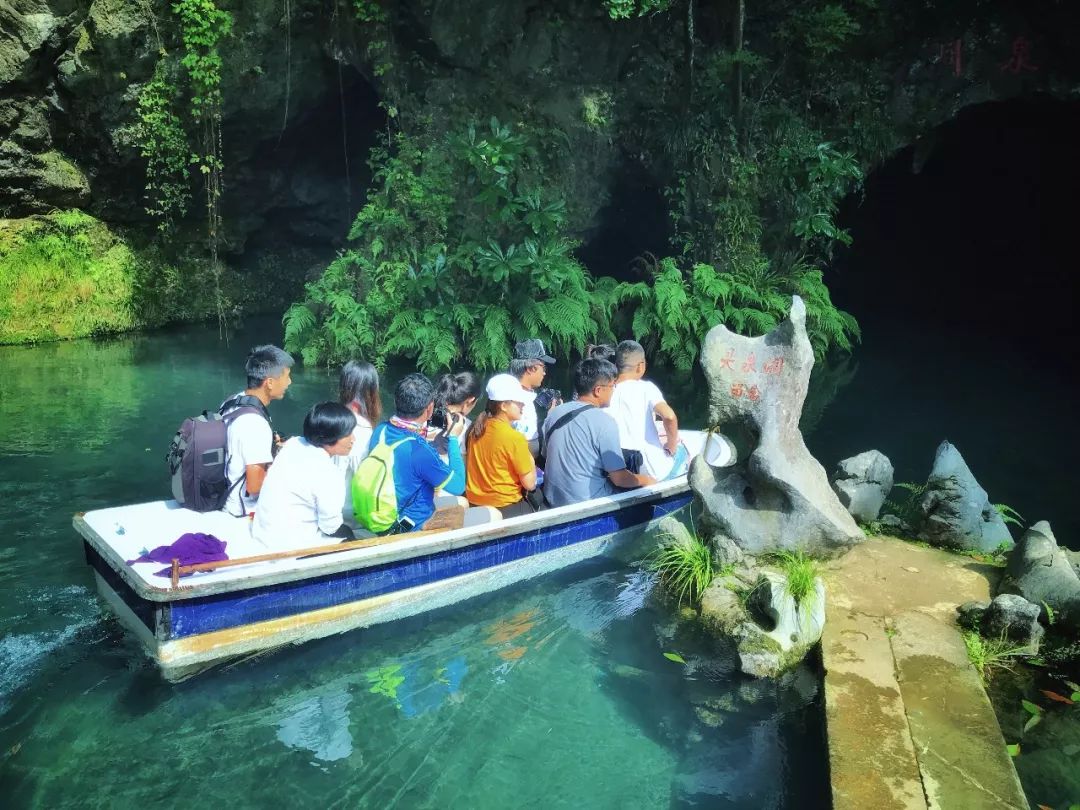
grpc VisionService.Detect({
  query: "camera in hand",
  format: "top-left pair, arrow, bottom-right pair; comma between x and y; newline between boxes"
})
534,387 -> 562,410
429,403 -> 449,430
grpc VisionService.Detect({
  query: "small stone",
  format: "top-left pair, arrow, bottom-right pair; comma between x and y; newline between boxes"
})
980,594 -> 1044,653
903,566 -> 919,573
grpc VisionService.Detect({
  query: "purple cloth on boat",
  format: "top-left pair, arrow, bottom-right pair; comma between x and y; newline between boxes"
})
126,532 -> 229,578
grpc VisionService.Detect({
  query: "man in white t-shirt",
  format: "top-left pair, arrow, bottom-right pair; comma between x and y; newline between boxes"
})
604,340 -> 684,479
510,338 -> 559,457
222,345 -> 294,516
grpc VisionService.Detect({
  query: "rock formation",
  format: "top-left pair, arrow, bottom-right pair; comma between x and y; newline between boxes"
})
699,569 -> 826,678
831,450 -> 894,524
689,296 -> 863,557
1001,521 -> 1080,630
916,441 -> 1013,553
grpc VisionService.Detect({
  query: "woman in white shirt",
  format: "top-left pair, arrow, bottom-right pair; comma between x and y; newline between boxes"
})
253,403 -> 357,552
336,361 -> 382,518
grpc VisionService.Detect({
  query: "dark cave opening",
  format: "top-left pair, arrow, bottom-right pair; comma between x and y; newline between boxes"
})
225,66 -> 385,262
576,159 -> 672,282
830,95 -> 1080,373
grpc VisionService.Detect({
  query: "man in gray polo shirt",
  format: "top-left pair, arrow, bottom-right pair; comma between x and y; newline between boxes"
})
541,358 -> 657,507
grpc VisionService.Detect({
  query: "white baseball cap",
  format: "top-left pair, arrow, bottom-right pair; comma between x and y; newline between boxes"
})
486,373 -> 535,403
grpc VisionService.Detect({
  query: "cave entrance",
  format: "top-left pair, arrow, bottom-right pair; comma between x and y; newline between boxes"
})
830,95 -> 1080,359
225,66 -> 385,271
577,159 -> 671,282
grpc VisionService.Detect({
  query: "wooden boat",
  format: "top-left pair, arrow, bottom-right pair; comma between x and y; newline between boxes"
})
74,430 -> 726,680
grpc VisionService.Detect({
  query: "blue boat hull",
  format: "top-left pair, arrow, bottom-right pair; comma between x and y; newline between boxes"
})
84,490 -> 691,678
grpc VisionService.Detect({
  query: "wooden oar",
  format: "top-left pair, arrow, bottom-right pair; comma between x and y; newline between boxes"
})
169,529 -> 444,588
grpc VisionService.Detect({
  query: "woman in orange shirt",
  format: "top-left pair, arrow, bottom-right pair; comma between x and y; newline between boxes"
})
466,374 -> 539,518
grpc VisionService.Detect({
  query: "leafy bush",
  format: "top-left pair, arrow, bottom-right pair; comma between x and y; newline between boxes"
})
648,531 -> 714,606
623,254 -> 859,369
285,118 -> 623,372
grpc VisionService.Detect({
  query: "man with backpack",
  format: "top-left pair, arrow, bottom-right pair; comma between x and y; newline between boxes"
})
356,373 -> 466,533
222,345 -> 294,516
541,359 -> 656,508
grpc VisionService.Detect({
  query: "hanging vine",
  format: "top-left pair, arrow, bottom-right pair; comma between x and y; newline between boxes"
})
173,0 -> 233,261
134,57 -> 191,231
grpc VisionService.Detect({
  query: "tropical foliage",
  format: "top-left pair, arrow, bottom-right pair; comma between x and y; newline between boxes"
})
284,118 -> 624,373
623,254 -> 858,370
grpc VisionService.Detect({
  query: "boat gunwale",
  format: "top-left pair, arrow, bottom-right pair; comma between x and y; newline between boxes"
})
74,477 -> 691,604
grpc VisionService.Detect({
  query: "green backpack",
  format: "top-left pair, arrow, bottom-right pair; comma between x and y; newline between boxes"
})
351,433 -> 415,533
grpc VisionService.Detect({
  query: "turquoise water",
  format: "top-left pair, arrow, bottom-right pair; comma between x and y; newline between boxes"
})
0,322 -> 827,807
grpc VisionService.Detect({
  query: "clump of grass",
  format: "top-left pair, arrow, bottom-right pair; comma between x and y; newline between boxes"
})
994,503 -> 1024,529
768,550 -> 821,604
648,532 -> 713,607
963,630 -> 1029,683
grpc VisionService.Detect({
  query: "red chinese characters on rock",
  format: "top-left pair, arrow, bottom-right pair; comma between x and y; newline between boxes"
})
1001,36 -> 1038,74
937,38 -> 963,77
762,356 -> 784,375
720,348 -> 785,402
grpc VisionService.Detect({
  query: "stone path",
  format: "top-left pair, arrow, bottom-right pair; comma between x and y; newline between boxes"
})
821,537 -> 1028,810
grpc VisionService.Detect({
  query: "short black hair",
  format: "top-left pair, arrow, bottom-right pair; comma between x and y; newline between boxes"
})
574,358 -> 617,396
509,358 -> 544,378
435,371 -> 482,407
246,345 -> 294,389
585,343 -> 615,362
394,373 -> 435,420
615,339 -> 646,372
303,402 -> 357,447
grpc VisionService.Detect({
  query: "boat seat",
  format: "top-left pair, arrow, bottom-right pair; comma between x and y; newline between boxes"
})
464,506 -> 501,527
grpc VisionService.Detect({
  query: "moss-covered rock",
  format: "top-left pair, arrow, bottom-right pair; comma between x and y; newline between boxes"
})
0,210 -> 243,343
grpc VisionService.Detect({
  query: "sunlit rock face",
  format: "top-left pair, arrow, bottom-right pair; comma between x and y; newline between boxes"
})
831,450 -> 894,524
916,440 -> 1013,553
690,296 -> 863,557
1003,520 -> 1080,630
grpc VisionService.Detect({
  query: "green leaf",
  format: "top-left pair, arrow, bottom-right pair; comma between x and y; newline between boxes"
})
1021,699 -> 1043,716
1006,743 -> 1020,757
1023,714 -> 1041,734
663,652 -> 686,664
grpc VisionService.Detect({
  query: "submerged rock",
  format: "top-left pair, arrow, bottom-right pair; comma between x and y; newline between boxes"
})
699,569 -> 825,679
915,441 -> 1013,553
1001,521 -> 1080,629
690,296 -> 863,557
831,450 -> 894,523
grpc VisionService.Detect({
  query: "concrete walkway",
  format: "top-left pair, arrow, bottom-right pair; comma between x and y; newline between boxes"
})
821,537 -> 1028,810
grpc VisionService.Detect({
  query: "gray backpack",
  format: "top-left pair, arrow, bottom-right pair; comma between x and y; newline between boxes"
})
166,396 -> 269,512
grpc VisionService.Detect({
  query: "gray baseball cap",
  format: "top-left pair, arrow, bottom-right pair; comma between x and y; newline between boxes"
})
513,338 -> 556,364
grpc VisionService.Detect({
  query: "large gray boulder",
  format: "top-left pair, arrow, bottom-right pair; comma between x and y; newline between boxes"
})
831,450 -> 894,523
690,296 -> 863,557
1001,521 -> 1080,630
916,441 -> 1013,553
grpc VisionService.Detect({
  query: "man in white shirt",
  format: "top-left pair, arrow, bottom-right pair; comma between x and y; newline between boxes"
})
223,345 -> 294,516
604,340 -> 684,479
253,402 -> 356,551
510,338 -> 558,457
